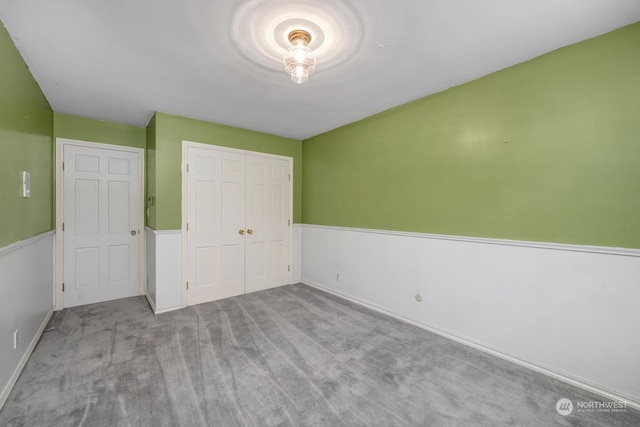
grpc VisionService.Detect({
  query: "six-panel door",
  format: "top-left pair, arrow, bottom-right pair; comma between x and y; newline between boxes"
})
63,145 -> 140,308
245,154 -> 290,294
186,146 -> 291,305
186,147 -> 246,305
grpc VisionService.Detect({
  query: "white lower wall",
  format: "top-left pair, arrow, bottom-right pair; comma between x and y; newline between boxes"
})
292,224 -> 302,283
146,226 -> 302,313
145,228 -> 182,313
145,228 -> 157,309
301,224 -> 640,406
0,231 -> 54,409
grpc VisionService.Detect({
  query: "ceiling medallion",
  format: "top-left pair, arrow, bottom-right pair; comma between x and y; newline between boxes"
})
230,0 -> 365,79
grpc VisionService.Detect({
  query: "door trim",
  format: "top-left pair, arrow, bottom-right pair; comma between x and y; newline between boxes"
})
54,138 -> 145,310
181,140 -> 294,308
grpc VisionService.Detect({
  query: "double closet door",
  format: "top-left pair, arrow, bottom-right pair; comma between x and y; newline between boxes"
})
185,145 -> 291,305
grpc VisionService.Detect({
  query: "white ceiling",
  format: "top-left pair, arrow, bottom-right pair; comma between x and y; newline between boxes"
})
1,1 -> 639,140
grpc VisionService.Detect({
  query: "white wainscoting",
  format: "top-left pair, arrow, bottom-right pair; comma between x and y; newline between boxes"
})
145,228 -> 157,311
145,225 -> 302,314
145,228 -> 182,313
292,224 -> 302,284
0,231 -> 55,409
301,224 -> 640,408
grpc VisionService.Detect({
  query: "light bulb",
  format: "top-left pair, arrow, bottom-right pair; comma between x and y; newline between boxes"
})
293,47 -> 306,62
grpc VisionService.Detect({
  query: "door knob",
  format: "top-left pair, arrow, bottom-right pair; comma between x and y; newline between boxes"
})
247,229 -> 253,235
130,230 -> 137,236
239,229 -> 245,235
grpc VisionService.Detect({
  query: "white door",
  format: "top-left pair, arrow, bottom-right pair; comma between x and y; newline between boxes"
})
63,144 -> 140,308
186,147 -> 246,305
185,145 -> 291,305
245,155 -> 290,293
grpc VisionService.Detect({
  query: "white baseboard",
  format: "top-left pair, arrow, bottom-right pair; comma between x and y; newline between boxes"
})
145,292 -> 181,315
0,308 -> 54,410
145,293 -> 157,313
302,278 -> 640,411
153,306 -> 183,314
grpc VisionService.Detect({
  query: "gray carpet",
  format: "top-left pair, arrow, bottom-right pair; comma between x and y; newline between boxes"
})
1,284 -> 638,426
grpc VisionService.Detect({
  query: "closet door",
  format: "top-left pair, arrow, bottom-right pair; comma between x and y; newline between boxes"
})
186,146 -> 246,305
185,144 -> 292,305
245,155 -> 291,293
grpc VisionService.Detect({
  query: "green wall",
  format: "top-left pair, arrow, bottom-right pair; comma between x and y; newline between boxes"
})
0,21 -> 53,248
146,114 -> 157,228
54,112 -> 145,148
148,112 -> 301,230
302,23 -> 640,248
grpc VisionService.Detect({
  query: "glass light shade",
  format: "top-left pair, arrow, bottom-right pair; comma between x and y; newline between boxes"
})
283,41 -> 316,84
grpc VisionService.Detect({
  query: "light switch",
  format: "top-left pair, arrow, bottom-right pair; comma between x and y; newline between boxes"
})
22,171 -> 31,198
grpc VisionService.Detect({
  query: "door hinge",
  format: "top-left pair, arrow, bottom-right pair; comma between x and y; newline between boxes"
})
62,223 -> 65,231
62,283 -> 65,292
289,174 -> 291,181
186,164 -> 189,173
186,281 -> 189,290
186,222 -> 189,231
288,220 -> 291,226
288,265 -> 291,272
62,162 -> 65,171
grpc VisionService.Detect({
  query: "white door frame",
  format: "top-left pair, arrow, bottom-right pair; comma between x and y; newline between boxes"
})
181,140 -> 294,308
55,138 -> 145,310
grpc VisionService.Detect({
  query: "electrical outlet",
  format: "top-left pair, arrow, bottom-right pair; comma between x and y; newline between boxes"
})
13,330 -> 19,349
336,273 -> 340,281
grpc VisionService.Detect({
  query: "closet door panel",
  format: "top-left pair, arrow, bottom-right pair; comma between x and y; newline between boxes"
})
186,147 -> 245,305
245,155 -> 290,293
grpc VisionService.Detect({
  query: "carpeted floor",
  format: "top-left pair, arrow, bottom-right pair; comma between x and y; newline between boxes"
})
1,284 -> 638,426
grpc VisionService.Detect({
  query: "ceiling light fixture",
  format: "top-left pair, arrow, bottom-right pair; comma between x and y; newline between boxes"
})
283,29 -> 316,84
